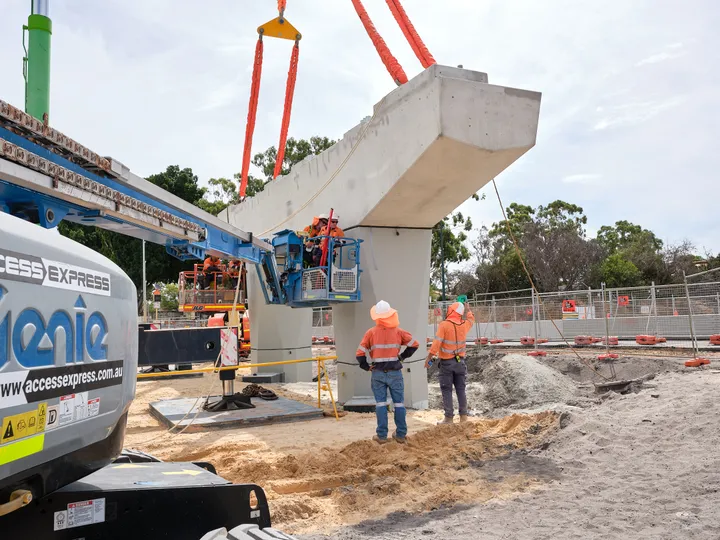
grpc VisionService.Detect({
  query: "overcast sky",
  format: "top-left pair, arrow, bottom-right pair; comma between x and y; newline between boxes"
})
1,1 -> 717,254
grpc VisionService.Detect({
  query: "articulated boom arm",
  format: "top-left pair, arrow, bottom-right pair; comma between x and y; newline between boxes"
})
0,99 -> 271,265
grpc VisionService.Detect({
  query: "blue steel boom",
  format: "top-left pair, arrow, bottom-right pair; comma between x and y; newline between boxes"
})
0,98 -> 362,308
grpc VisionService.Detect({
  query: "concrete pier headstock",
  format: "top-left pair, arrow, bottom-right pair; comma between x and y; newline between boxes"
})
221,65 -> 540,405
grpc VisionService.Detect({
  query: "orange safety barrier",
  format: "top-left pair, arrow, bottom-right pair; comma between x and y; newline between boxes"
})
476,337 -> 489,345
384,0 -> 436,68
574,335 -> 593,346
528,350 -> 547,357
598,353 -> 619,361
655,337 -> 667,343
685,358 -> 710,367
349,0 -> 408,85
635,335 -> 656,345
710,334 -> 720,345
520,336 -> 535,346
536,338 -> 549,344
602,336 -> 619,346
489,338 -> 504,344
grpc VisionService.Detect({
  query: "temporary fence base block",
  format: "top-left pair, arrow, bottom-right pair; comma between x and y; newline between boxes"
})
241,372 -> 285,384
149,395 -> 323,432
342,396 -> 378,413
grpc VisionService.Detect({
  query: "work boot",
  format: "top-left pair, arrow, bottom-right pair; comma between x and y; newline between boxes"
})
459,415 -> 470,423
373,435 -> 389,444
392,431 -> 406,444
436,416 -> 454,425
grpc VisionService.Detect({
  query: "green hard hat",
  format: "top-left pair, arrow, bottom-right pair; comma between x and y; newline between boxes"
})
457,295 -> 468,303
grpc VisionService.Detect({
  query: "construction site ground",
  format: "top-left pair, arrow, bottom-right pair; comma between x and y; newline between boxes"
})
127,348 -> 720,538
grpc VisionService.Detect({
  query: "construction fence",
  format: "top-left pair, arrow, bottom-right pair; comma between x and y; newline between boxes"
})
429,281 -> 720,343
142,282 -> 720,345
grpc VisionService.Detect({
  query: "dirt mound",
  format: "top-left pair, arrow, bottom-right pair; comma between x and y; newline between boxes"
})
427,347 -> 504,383
480,354 -> 578,411
160,412 -> 558,534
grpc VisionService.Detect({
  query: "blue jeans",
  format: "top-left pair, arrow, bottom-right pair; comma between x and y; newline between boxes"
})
371,369 -> 407,439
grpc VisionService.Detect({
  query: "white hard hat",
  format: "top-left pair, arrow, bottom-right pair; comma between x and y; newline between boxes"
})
371,300 -> 397,320
318,213 -> 329,220
331,214 -> 339,221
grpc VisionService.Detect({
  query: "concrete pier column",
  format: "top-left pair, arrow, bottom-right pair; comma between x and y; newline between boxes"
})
247,268 -> 313,382
333,227 -> 431,409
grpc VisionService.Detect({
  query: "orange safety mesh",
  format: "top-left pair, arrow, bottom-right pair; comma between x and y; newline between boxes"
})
349,0 -> 408,85
385,0 -> 436,68
273,41 -> 300,179
239,37 -> 264,199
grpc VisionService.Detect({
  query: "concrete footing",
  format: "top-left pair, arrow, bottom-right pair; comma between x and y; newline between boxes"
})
149,395 -> 323,431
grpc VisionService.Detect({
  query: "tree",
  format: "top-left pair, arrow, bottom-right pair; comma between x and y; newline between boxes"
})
517,202 -> 601,291
596,220 -> 666,284
252,136 -> 336,181
59,165 -> 209,302
160,282 -> 179,311
599,254 -> 642,287
201,136 -> 337,213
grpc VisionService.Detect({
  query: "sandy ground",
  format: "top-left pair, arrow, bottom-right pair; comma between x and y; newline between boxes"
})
301,368 -> 720,539
127,350 -> 720,538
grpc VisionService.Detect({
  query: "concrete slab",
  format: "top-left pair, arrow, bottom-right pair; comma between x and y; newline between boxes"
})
241,372 -> 285,383
342,396 -> 377,413
149,395 -> 323,432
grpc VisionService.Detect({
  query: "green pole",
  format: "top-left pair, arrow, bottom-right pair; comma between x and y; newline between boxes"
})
24,1 -> 52,122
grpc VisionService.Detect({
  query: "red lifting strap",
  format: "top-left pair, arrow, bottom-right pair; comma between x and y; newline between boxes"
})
239,37 -> 264,199
349,0 -> 408,85
273,41 -> 300,179
278,0 -> 287,14
385,0 -> 436,68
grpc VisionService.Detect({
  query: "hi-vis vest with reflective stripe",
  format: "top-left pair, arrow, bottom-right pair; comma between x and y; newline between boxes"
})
429,317 -> 474,360
356,326 -> 418,363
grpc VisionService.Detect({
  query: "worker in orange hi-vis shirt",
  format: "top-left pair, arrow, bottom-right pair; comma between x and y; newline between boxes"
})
426,301 -> 474,424
356,300 -> 419,444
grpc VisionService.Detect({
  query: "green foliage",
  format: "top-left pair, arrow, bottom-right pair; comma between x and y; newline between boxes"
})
200,136 -> 337,213
252,136 -> 336,181
160,282 -> 179,311
599,254 -> 642,287
59,165 -> 208,304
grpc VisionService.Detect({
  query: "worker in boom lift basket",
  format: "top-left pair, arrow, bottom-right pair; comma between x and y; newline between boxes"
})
425,301 -> 475,424
303,214 -> 327,267
320,214 -> 345,238
201,255 -> 222,289
356,300 -> 419,444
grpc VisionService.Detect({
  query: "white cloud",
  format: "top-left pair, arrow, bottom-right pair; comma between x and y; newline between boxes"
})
636,51 -> 685,66
592,97 -> 684,131
562,174 -> 602,184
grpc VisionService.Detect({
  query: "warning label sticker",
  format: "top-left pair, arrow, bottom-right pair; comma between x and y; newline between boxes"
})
54,498 -> 106,531
45,404 -> 59,430
1,402 -> 47,444
87,397 -> 101,417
